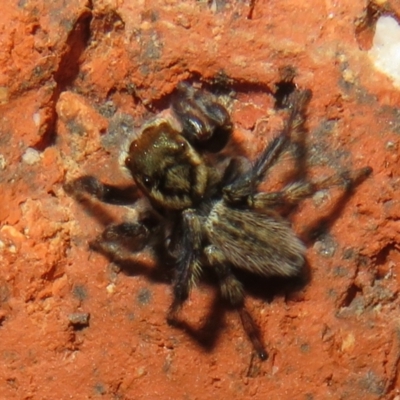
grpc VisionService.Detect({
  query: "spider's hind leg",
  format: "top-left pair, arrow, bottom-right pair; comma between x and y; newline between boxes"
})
205,245 -> 267,361
204,245 -> 244,307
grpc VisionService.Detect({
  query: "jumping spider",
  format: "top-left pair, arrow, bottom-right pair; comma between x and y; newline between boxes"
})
65,82 -> 371,359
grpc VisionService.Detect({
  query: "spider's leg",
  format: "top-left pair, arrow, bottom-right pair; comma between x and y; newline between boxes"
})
64,175 -> 139,205
167,210 -> 203,322
204,245 -> 267,360
204,245 -> 244,306
238,307 -> 268,361
251,166 -> 372,209
223,90 -> 311,205
171,82 -> 232,144
90,221 -> 153,260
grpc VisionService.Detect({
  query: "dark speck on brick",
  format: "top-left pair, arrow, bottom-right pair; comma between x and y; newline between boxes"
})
137,288 -> 152,305
72,285 -> 88,301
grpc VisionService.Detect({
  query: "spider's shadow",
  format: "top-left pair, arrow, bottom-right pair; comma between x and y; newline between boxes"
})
157,265 -> 311,355
74,196 -> 170,284
77,183 -> 366,356
144,192 -> 362,354
166,188 -> 362,354
76,198 -> 313,354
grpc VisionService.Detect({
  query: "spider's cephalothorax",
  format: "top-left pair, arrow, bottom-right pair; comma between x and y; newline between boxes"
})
65,82 -> 372,360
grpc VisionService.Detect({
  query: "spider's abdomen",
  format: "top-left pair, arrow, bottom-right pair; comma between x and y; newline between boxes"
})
205,201 -> 305,277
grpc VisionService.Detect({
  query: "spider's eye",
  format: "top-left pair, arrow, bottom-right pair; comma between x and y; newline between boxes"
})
142,175 -> 153,188
125,156 -> 132,165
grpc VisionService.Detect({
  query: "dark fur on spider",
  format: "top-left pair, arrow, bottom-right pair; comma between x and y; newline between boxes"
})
65,82 -> 372,360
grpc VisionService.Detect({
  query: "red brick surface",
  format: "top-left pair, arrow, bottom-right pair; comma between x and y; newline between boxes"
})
0,1 -> 399,399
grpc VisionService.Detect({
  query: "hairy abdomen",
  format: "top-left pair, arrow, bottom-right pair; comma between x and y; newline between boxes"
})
205,201 -> 305,277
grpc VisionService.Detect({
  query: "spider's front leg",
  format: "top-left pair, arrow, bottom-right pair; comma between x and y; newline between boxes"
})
167,210 -> 204,323
64,175 -> 139,205
65,176 -> 159,261
90,220 -> 156,261
171,82 -> 233,150
223,89 -> 311,205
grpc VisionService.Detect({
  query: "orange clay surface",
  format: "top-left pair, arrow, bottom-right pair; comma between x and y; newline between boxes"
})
1,1 -> 400,399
